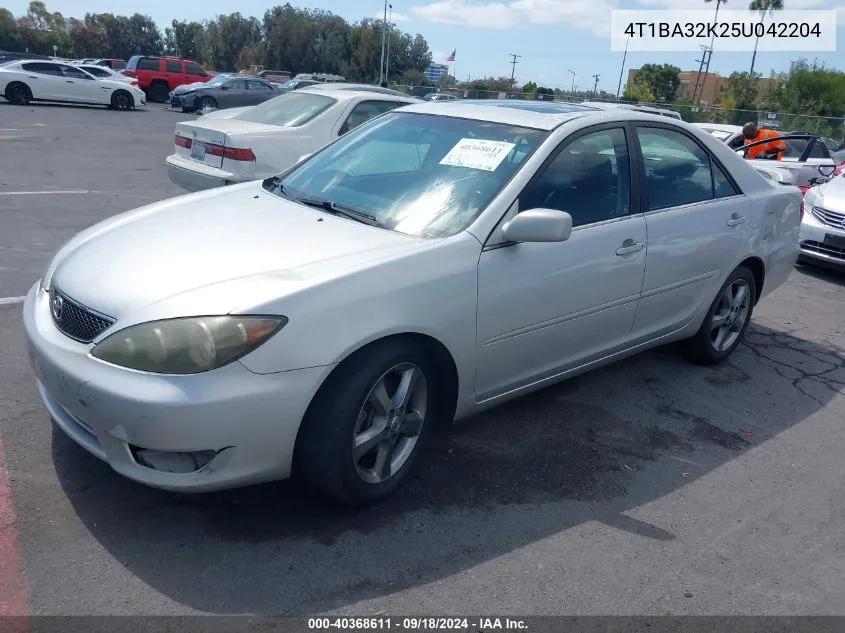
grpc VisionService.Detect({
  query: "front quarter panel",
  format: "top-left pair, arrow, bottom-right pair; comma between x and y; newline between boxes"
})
754,185 -> 802,300
236,232 -> 482,412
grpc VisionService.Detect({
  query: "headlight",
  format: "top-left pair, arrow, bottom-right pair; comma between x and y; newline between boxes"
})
91,315 -> 287,374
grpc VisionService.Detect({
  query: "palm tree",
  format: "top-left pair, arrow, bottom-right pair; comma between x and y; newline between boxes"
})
749,0 -> 784,77
705,0 -> 726,23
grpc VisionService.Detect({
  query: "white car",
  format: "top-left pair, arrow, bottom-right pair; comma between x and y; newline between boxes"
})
799,172 -> 845,270
0,60 -> 146,110
581,101 -> 683,120
166,87 -> 418,192
74,64 -> 136,85
25,101 -> 800,504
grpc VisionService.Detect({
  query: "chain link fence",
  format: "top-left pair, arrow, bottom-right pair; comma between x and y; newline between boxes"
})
391,85 -> 845,151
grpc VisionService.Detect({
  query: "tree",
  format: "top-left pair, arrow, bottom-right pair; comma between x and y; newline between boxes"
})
623,81 -> 656,102
766,59 -> 845,118
69,18 -> 107,58
634,63 -> 681,101
164,20 -> 205,59
128,13 -> 163,55
0,8 -> 23,51
748,0 -> 784,77
722,71 -> 759,110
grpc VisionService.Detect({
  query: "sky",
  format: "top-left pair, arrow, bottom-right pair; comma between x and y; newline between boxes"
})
4,0 -> 845,93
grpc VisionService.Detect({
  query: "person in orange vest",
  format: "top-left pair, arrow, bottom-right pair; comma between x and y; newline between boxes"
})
742,122 -> 788,160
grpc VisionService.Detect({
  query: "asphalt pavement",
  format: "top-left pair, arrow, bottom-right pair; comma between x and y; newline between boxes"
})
1,102 -> 844,617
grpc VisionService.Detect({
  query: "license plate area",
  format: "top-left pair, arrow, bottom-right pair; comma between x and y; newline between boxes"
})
190,140 -> 206,161
823,233 -> 845,250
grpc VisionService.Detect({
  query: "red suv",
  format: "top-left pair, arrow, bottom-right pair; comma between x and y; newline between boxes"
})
124,55 -> 211,103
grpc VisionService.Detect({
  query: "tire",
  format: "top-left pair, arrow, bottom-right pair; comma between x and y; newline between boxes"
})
197,96 -> 217,111
147,81 -> 169,103
110,90 -> 133,111
683,266 -> 757,365
5,82 -> 31,105
294,339 -> 437,505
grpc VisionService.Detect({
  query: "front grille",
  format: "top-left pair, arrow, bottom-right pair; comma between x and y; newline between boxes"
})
801,240 -> 845,261
49,286 -> 115,343
810,206 -> 845,230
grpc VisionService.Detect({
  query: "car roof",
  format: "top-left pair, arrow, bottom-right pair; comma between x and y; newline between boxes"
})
298,86 -> 417,101
395,100 -> 604,130
693,123 -> 742,133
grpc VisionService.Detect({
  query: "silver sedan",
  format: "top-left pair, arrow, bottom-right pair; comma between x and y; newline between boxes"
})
23,102 -> 801,505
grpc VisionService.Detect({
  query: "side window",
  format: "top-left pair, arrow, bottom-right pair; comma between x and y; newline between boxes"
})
22,62 -> 59,75
247,80 -> 269,90
338,100 -> 399,135
727,135 -> 745,150
83,67 -> 109,77
186,62 -> 207,76
519,127 -> 631,228
59,65 -> 93,80
712,162 -> 740,198
166,59 -> 182,73
809,140 -> 829,159
137,57 -> 160,71
637,127 -> 714,210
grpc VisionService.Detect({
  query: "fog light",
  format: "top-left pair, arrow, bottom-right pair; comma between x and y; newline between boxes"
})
131,447 -> 216,473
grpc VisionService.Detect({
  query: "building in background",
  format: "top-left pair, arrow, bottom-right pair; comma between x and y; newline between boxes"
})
424,63 -> 449,83
626,68 -> 777,106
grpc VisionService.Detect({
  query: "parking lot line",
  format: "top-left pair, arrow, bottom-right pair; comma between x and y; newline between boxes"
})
0,435 -> 29,618
0,297 -> 26,306
0,191 -> 90,196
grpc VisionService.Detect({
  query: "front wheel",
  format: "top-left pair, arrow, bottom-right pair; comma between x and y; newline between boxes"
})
684,266 -> 756,365
294,340 -> 436,505
110,90 -> 133,111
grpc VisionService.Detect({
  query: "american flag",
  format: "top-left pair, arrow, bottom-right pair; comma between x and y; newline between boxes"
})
446,49 -> 455,62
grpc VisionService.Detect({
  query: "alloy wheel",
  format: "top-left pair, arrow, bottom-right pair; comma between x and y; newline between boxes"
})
710,278 -> 751,353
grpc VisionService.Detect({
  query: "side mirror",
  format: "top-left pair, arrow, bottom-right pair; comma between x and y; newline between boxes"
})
501,209 -> 573,243
818,164 -> 835,177
220,85 -> 230,90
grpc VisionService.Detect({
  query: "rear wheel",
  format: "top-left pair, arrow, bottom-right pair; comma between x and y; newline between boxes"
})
683,266 -> 756,365
294,340 -> 436,505
5,82 -> 31,105
110,90 -> 133,111
147,81 -> 169,103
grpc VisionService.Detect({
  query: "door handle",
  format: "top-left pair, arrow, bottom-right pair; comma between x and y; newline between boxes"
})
616,239 -> 644,256
727,214 -> 746,226
66,80 -> 74,83
27,75 -> 37,79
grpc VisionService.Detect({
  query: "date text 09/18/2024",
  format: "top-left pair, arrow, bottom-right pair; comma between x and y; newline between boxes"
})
307,618 -> 528,630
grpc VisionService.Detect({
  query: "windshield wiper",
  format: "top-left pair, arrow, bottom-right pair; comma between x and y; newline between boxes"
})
293,196 -> 381,227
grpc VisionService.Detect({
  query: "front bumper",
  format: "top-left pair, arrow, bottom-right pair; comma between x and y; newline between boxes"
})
166,154 -> 240,192
170,93 -> 197,110
23,282 -> 331,492
798,208 -> 845,269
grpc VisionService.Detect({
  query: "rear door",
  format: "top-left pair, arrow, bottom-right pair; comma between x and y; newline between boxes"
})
164,58 -> 184,89
18,62 -> 64,100
218,79 -> 248,108
630,123 -> 750,343
246,79 -> 275,105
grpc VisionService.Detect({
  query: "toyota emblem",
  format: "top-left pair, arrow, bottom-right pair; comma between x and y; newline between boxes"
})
51,292 -> 64,321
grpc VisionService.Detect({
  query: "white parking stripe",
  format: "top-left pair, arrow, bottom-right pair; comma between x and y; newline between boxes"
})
0,191 -> 90,196
0,297 -> 26,306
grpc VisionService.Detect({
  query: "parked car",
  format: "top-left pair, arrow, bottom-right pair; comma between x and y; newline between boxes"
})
166,87 -> 418,192
582,101 -> 683,120
694,123 -> 837,190
92,58 -> 127,71
26,101 -> 800,504
0,50 -> 51,64
170,75 -> 281,112
75,64 -> 136,85
423,92 -> 457,101
832,149 -> 845,176
123,55 -> 211,103
275,78 -> 319,92
798,172 -> 845,270
258,70 -> 292,83
0,60 -> 146,110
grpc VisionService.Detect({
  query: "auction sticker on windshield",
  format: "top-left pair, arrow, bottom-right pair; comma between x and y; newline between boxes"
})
440,138 -> 516,171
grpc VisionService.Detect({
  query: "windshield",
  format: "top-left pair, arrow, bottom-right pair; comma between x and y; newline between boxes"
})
264,111 -> 548,238
236,91 -> 335,127
204,75 -> 230,87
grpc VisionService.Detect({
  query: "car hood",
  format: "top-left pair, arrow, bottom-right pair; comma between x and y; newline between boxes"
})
173,81 -> 207,94
816,173 -> 845,210
46,183 -> 421,321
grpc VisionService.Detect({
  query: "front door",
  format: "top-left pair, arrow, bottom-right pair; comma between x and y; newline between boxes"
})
475,125 -> 647,402
630,124 -> 750,343
56,65 -> 101,104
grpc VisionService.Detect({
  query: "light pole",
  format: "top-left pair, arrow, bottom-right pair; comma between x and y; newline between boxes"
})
616,36 -> 629,99
568,69 -> 575,94
378,0 -> 387,84
385,4 -> 393,83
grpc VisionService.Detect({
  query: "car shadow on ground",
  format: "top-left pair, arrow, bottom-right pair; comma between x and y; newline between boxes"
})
795,261 -> 845,287
52,322 -> 843,614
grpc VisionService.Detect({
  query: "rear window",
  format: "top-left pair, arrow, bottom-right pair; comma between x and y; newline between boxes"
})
137,57 -> 160,71
186,62 -> 207,76
236,92 -> 336,127
109,60 -> 126,70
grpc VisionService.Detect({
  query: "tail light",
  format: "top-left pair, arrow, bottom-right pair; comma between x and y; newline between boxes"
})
799,200 -> 804,220
204,143 -> 256,161
175,134 -> 192,149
